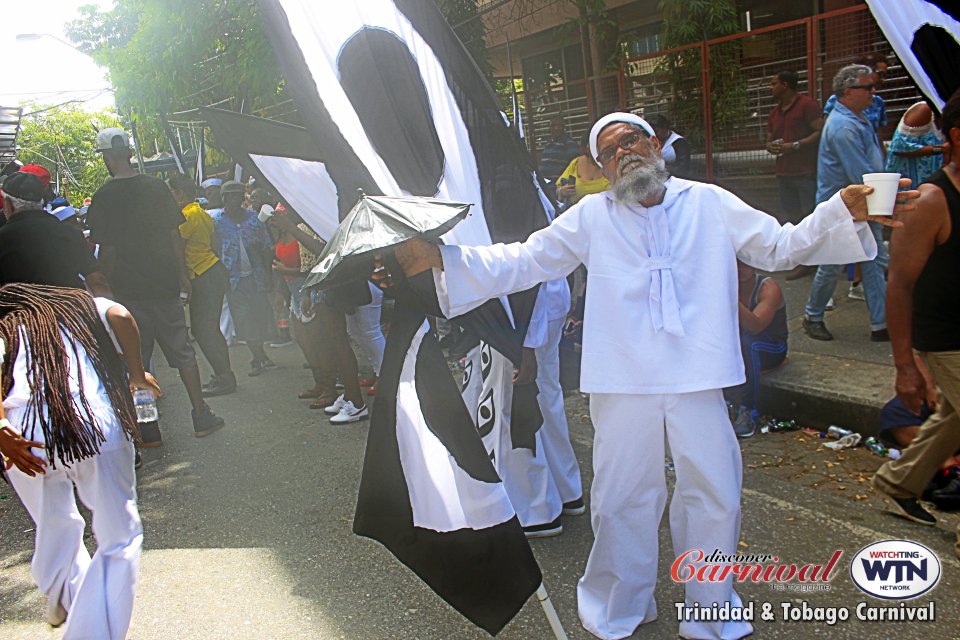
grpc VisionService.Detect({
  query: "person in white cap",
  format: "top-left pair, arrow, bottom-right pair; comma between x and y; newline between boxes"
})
377,112 -> 916,640
200,177 -> 224,211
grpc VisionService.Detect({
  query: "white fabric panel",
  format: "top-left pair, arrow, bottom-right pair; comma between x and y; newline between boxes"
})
273,0 -> 493,247
396,322 -> 515,532
249,153 -> 339,241
865,0 -> 960,111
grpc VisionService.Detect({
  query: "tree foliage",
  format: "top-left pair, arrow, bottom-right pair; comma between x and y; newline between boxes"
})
17,104 -> 122,202
66,0 -> 285,142
656,0 -> 745,150
65,1 -> 492,150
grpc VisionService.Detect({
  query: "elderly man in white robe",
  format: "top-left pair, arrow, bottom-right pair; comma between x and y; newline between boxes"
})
376,113 -> 914,640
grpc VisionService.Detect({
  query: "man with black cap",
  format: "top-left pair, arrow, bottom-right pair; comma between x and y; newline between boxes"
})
0,172 -> 110,294
87,127 -> 224,442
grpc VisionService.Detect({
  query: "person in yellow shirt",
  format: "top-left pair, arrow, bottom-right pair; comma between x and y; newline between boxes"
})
555,133 -> 611,207
167,173 -> 236,397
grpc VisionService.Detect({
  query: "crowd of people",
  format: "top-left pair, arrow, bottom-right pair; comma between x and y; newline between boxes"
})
0,62 -> 956,640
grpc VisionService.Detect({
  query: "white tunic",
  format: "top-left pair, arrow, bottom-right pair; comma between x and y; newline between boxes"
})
435,177 -> 876,394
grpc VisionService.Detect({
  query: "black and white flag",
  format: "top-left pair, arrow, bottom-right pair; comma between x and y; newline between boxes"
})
253,0 -> 555,633
866,0 -> 960,111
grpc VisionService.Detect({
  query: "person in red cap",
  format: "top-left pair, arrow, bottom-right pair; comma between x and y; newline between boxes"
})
18,164 -> 55,206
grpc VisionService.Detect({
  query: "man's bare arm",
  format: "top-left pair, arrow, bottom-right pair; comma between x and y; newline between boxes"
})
887,183 -> 949,412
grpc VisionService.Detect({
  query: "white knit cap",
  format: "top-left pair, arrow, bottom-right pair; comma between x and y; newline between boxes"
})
589,112 -> 656,165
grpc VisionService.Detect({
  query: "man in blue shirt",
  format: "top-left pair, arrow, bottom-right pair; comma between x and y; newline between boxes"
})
213,180 -> 277,375
538,117 -> 581,184
803,64 -> 889,342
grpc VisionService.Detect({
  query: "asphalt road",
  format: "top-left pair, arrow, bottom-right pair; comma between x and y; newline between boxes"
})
1,341 -> 957,639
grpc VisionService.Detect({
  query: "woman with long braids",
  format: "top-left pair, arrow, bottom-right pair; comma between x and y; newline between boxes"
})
0,283 -> 144,639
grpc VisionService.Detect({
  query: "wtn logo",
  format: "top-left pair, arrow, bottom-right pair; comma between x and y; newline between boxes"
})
861,558 -> 927,583
850,540 -> 941,600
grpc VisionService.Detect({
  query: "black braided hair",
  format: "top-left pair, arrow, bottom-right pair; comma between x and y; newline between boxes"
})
0,284 -> 138,467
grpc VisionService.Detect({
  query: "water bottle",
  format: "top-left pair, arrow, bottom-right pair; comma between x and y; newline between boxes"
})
865,436 -> 888,456
133,389 -> 158,423
827,425 -> 854,439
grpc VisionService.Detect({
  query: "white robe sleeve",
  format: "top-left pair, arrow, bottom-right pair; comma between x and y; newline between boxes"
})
722,189 -> 877,271
433,206 -> 588,318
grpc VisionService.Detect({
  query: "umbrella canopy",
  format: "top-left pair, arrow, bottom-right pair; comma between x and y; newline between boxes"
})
303,193 -> 471,291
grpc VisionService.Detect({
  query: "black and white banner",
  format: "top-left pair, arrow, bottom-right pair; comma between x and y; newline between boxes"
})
253,0 -> 553,633
353,298 -> 541,635
866,0 -> 960,111
202,108 -> 341,240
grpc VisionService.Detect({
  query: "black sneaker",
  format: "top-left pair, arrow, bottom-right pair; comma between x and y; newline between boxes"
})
562,497 -> 586,516
134,449 -> 142,470
887,496 -> 938,525
138,420 -> 163,448
523,516 -> 563,539
870,328 -> 890,342
202,372 -> 237,397
930,468 -> 960,511
193,404 -> 225,438
802,318 -> 833,341
248,358 -> 275,377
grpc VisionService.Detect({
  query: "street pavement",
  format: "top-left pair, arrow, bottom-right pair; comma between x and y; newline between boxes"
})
1,339 -> 957,639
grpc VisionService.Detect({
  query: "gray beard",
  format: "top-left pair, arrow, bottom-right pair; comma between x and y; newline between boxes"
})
612,154 -> 668,204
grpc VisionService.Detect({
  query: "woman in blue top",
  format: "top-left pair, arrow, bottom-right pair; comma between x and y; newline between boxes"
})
885,101 -> 944,188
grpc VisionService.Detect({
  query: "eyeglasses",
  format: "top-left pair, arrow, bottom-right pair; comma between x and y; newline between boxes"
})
849,83 -> 876,92
596,129 -> 649,165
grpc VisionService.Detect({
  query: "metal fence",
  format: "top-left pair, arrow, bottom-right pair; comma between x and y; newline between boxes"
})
511,4 -> 922,216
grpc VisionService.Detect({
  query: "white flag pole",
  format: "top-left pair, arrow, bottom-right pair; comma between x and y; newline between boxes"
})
536,583 -> 568,640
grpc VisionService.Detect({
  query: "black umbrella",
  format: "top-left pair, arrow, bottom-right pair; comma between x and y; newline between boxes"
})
302,192 -> 471,291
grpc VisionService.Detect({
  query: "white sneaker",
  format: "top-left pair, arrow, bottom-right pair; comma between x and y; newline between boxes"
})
329,400 -> 369,424
848,282 -> 865,300
825,296 -> 835,311
323,394 -> 346,416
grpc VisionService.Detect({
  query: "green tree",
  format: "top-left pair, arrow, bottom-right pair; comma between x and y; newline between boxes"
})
66,0 -> 285,144
17,104 -> 122,202
657,0 -> 744,151
66,0 -> 493,152
439,0 -> 491,77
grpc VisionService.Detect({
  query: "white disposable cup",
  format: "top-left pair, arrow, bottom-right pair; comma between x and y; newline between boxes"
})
862,172 -> 901,216
258,204 -> 275,222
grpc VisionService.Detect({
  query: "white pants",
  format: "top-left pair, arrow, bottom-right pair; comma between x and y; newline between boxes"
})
577,390 -> 751,640
536,317 -> 582,503
498,428 -> 562,527
9,443 -> 142,640
346,283 -> 386,376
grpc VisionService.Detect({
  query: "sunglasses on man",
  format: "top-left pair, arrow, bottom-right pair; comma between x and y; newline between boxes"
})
849,83 -> 876,92
596,128 -> 651,165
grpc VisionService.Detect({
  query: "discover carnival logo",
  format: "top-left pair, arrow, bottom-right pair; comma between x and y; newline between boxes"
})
849,540 -> 941,600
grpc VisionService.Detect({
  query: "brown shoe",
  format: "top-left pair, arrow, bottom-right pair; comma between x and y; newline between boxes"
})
785,265 -> 815,281
298,387 -> 323,399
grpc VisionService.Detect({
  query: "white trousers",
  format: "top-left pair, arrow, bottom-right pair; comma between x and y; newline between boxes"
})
536,317 -> 582,503
346,283 -> 386,377
577,390 -> 752,640
9,443 -> 142,640
498,428 -> 562,527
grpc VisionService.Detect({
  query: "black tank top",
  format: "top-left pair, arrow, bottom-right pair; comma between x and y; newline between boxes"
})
749,275 -> 789,343
913,169 -> 960,352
